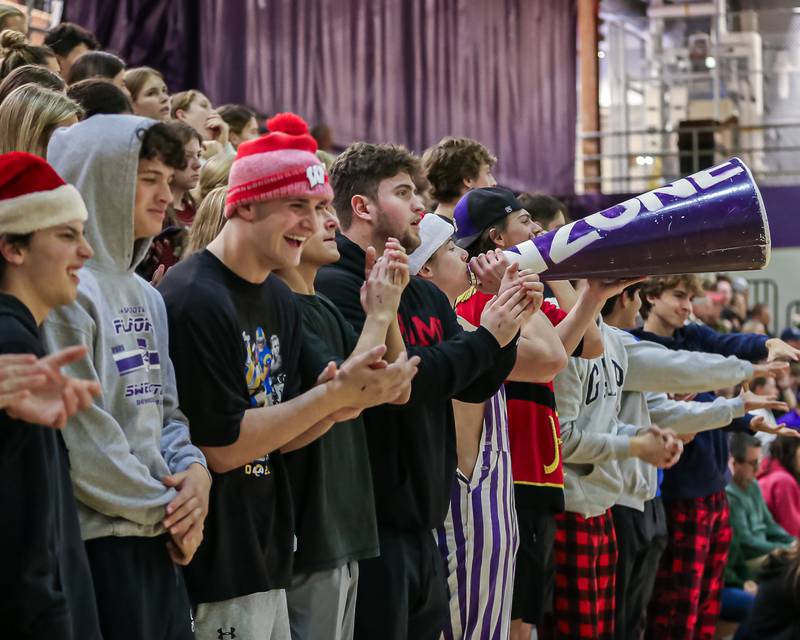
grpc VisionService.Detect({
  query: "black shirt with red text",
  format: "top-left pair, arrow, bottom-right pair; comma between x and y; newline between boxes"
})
316,234 -> 518,531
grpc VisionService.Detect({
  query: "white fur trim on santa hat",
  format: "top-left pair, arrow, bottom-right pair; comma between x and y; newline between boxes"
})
0,183 -> 88,236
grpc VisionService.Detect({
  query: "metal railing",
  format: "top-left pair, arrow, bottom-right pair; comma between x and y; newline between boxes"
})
747,278 -> 779,336
787,300 -> 800,330
576,121 -> 800,192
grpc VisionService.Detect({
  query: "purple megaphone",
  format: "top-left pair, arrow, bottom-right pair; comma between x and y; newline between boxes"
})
504,158 -> 770,280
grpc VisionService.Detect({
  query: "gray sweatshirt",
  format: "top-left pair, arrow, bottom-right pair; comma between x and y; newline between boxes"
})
554,321 -> 640,518
554,322 -> 753,517
42,115 -> 206,540
615,329 -> 753,510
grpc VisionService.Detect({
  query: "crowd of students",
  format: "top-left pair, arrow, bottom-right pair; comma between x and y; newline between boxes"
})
4,9 -> 800,640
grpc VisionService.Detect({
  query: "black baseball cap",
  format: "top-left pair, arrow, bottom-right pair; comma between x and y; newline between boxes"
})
453,186 -> 523,249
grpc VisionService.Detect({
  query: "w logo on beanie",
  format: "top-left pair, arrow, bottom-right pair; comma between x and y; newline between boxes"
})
306,164 -> 325,188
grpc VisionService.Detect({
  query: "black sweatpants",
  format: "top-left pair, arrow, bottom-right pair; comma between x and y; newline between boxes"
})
511,508 -> 557,625
611,498 -> 668,640
84,535 -> 194,640
354,527 -> 448,640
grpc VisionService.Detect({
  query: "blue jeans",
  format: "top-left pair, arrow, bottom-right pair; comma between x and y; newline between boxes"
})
720,587 -> 755,622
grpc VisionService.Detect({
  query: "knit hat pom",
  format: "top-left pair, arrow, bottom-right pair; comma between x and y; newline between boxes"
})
267,112 -> 310,136
226,111 -> 332,217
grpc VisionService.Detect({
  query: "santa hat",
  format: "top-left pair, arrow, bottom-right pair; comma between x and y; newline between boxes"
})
225,112 -> 334,218
0,152 -> 88,235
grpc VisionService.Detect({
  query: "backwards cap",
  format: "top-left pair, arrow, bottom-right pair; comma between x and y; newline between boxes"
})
453,186 -> 523,249
408,213 -> 456,275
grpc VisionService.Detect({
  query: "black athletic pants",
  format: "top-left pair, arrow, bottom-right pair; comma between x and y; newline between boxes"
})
354,526 -> 448,640
511,508 -> 557,625
84,535 -> 194,640
611,498 -> 668,640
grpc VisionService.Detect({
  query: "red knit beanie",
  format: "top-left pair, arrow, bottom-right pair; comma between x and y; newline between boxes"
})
225,112 -> 333,218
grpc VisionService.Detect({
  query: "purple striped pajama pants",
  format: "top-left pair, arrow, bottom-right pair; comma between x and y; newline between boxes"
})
435,388 -> 519,640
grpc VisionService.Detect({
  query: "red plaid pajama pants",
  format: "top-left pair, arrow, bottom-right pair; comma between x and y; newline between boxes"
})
541,510 -> 617,639
645,490 -> 732,640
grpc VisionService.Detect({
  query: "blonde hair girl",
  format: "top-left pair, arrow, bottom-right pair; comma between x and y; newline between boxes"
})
0,83 -> 83,156
186,186 -> 227,256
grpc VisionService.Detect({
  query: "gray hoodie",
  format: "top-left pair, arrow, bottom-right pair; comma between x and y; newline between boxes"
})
554,321 -> 640,518
554,322 -> 752,517
42,115 -> 206,540
615,329 -> 752,510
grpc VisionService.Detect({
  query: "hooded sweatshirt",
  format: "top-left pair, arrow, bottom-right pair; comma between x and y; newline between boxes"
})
0,295 -> 102,639
614,330 -> 753,510
554,321 -> 642,518
42,115 -> 206,540
630,324 -> 766,501
554,322 -> 750,517
758,457 -> 800,537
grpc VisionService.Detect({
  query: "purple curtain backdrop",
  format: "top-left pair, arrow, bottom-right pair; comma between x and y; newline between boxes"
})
63,0 -> 200,94
64,0 -> 577,194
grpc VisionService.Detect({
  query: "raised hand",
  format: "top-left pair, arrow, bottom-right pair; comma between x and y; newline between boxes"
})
479,285 -> 533,347
360,255 -> 405,321
4,346 -> 101,429
150,263 -> 166,287
581,277 -> 647,304
751,361 -> 790,380
498,264 -> 544,315
765,338 -> 800,362
0,354 -> 46,411
204,112 -> 229,146
362,245 -> 378,281
750,414 -> 800,439
383,237 -> 410,291
331,346 -> 420,410
468,249 -> 510,295
741,390 -> 789,413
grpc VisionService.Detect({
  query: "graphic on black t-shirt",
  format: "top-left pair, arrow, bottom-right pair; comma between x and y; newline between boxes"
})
161,252 -> 300,600
242,326 -> 285,479
243,327 -> 285,408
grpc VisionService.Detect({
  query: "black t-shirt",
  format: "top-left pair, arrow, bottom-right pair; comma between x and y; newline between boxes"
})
284,293 -> 379,573
159,251 -> 299,604
0,294 -> 102,639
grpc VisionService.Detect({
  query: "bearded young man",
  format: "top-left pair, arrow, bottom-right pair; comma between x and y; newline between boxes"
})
317,143 -> 531,639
